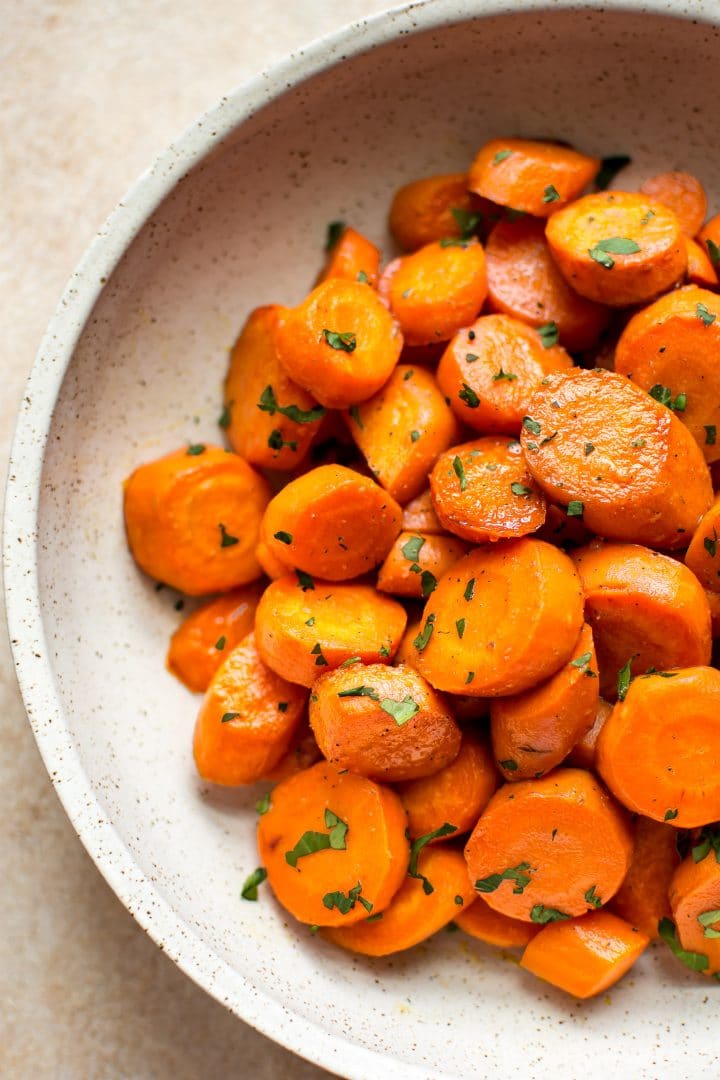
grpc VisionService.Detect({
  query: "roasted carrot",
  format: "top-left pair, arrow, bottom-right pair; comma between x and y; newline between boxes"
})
520,368 -> 713,549
261,719 -> 321,782
456,896 -> 539,949
254,576 -> 406,687
668,844 -> 720,977
566,698 -> 613,770
377,530 -> 468,599
685,237 -> 718,288
257,762 -> 409,926
614,285 -> 720,463
596,666 -> 720,827
490,623 -> 599,780
275,278 -> 403,408
260,464 -> 401,581
485,217 -> 609,352
378,239 -> 487,347
323,846 -> 477,955
342,365 -> 460,503
402,488 -> 444,534
572,540 -> 712,698
465,768 -> 632,922
468,139 -> 599,218
317,225 -> 381,289
436,313 -> 573,436
429,437 -> 547,543
193,632 -> 306,785
520,911 -> 649,998
610,818 -> 680,939
123,445 -> 271,595
223,306 -> 324,470
167,583 -> 264,693
412,539 -> 584,696
698,212 -> 720,275
546,191 -> 687,306
388,172 -> 486,251
397,732 -> 498,840
639,171 -> 708,237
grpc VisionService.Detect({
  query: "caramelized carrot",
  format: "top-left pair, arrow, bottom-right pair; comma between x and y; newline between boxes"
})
377,530 -> 468,599
167,583 -> 263,693
566,698 -> 613,770
610,818 -> 680,939
317,225 -> 381,288
669,846 -> 720,977
388,172 -> 485,251
639,171 -> 707,237
685,237 -> 718,288
456,896 -> 539,949
468,139 -> 599,218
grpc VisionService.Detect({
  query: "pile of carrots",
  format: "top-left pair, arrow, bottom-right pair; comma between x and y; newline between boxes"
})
123,137 -> 720,1000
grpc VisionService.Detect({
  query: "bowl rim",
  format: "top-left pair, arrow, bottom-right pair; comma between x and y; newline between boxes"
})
3,1 -> 717,1075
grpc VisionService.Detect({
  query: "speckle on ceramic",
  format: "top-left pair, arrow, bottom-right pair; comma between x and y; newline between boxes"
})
4,1 -> 720,1077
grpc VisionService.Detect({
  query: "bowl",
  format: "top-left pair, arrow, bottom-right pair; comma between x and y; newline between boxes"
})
5,1 -> 720,1076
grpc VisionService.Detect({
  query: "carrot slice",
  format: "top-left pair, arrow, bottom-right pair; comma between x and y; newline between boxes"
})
546,191 -> 687,306
275,279 -> 403,408
610,818 -> 680,939
317,225 -> 381,289
378,239 -> 487,347
260,464 -> 401,581
397,732 -> 498,840
429,437 -> 546,543
520,368 -> 713,549
257,762 -> 409,926
456,896 -> 539,949
388,172 -> 486,251
193,632 -> 306,785
254,575 -> 406,687
490,623 -> 599,781
436,313 -> 573,436
485,218 -> 609,351
123,445 -> 271,595
223,306 -> 324,470
685,237 -> 718,288
377,530 -> 468,599
167,583 -> 264,693
669,846 -> 720,977
412,539 -> 584,696
323,846 -> 477,955
698,213 -> 720,275
468,139 -> 599,218
465,768 -> 633,921
566,698 -> 613,770
309,662 -> 461,782
596,666 -> 720,828
520,911 -> 649,998
639,171 -> 708,237
614,285 -> 720,464
572,540 -> 712,698
402,488 -> 444,534
342,365 -> 460,503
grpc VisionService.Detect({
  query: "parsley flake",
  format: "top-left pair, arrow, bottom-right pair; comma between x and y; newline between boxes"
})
285,809 -> 349,868
402,535 -> 425,561
323,881 -> 372,915
380,696 -> 420,726
219,523 -> 239,547
349,405 -> 364,429
698,909 -> 720,939
566,501 -> 584,517
492,149 -> 513,165
584,443 -> 595,456
451,207 -> 482,239
538,321 -> 559,348
410,429 -> 421,442
659,917 -> 709,972
453,456 -> 468,491
459,383 -> 480,408
274,531 -> 292,545
325,220 -> 345,251
464,578 -> 475,601
616,654 -> 638,701
543,184 -> 560,203
697,302 -> 717,327
413,613 -> 436,652
187,443 -> 206,456
531,905 -> 570,924
241,867 -> 267,901
492,367 -> 517,382
705,425 -> 717,446
475,862 -> 532,895
588,237 -> 641,269
664,808 -> 679,821
295,569 -> 314,591
258,385 -> 325,424
409,823 -> 458,894
511,482 -> 532,497
522,416 -> 542,436
585,885 -> 602,909
214,636 -> 226,651
706,238 -> 720,268
221,712 -> 240,724
323,329 -> 357,352
456,618 -> 466,639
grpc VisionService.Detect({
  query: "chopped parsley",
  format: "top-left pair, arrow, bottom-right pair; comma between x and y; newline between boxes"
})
323,329 -> 356,352
588,237 -> 641,269
285,808 -> 348,867
566,501 -> 584,517
420,570 -> 437,597
492,149 -> 513,165
664,808 -> 679,821
698,909 -> 720,939
295,569 -> 315,591
706,238 -> 720,268
219,523 -> 239,547
511,482 -> 532,497
453,455 -> 468,491
402,535 -> 425,561
704,529 -> 718,558
410,430 -> 421,442
380,696 -> 420,726
186,443 -> 206,456
584,442 -> 595,456
658,916 -> 709,972
459,383 -> 480,408
649,384 -> 686,411
257,385 -> 325,424
530,905 -> 570,924
705,425 -> 717,446
214,636 -> 226,651
616,654 -> 637,701
451,206 -> 482,239
268,429 -> 298,452
241,867 -> 267,901
543,184 -> 560,203
697,302 -> 717,327
274,531 -> 292,545
455,618 -> 466,639
537,321 -> 559,348
464,578 -> 475,601
499,759 -> 518,772
522,416 -> 542,436
255,792 -> 271,815
493,367 -> 517,382
585,885 -> 602,909
408,823 -> 458,894
475,862 -> 532,895
413,613 -> 436,652
323,881 -> 372,915
348,405 -> 364,429
218,403 -> 232,429
221,712 -> 240,723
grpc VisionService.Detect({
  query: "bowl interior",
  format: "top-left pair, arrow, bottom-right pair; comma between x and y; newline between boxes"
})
25,5 -> 720,1077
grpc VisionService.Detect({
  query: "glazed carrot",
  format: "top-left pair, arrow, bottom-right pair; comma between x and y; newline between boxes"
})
429,437 -> 546,543
378,239 -> 487,347
566,698 -> 612,770
402,488 -> 444,534
260,464 -> 401,581
397,732 -> 498,840
468,138 -> 599,218
254,575 -> 406,687
261,719 -> 321,782
596,666 -> 720,827
546,191 -> 687,306
490,623 -> 599,780
456,895 -> 539,949
639,171 -> 707,237
257,762 -> 409,926
485,218 -> 609,351
668,845 -> 720,977
520,911 -> 649,998
223,306 -> 324,470
317,225 -> 381,288
309,662 -> 461,782
123,445 -> 271,595
436,313 -> 573,436
167,583 -> 264,693
615,285 -> 720,464
698,212 -> 720,275
520,368 -> 713,549
610,818 -> 680,939
343,365 -> 460,503
323,846 -> 477,956
388,172 -> 486,251
275,278 -> 403,408
465,769 -> 633,921
377,530 -> 468,599
572,540 -> 711,698
412,540 -> 584,696
685,237 -> 718,288
254,539 -> 287,580
193,632 -> 306,785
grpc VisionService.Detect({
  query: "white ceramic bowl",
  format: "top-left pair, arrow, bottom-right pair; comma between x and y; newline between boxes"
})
5,2 -> 720,1076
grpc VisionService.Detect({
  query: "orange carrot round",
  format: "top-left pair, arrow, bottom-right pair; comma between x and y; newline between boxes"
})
123,445 -> 271,595
468,139 -> 599,218
388,172 -> 484,251
639,171 -> 708,237
669,847 -> 720,977
685,237 -> 718,288
377,530 -> 468,599
257,762 -> 409,926
167,583 -> 263,693
610,817 -> 680,939
317,225 -> 381,289
254,539 -> 287,580
566,698 -> 613,770
698,212 -> 720,275
456,896 -> 539,949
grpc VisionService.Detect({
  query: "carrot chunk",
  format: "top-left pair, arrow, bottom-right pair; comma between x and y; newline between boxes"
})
456,896 -> 539,949
317,225 -> 381,288
698,213 -> 720,275
669,845 -> 720,977
566,698 -> 612,770
639,171 -> 707,237
167,583 -> 263,693
468,139 -> 599,218
388,172 -> 482,251
685,237 -> 718,288
610,818 -> 680,939
377,530 -> 468,599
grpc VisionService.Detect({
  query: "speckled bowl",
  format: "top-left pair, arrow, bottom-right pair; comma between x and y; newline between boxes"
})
5,1 -> 720,1076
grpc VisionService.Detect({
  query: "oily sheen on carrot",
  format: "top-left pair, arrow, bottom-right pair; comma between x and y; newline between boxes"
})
468,139 -> 599,218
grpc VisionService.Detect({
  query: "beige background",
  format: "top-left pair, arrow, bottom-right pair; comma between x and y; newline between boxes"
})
1,3 -> 393,1076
